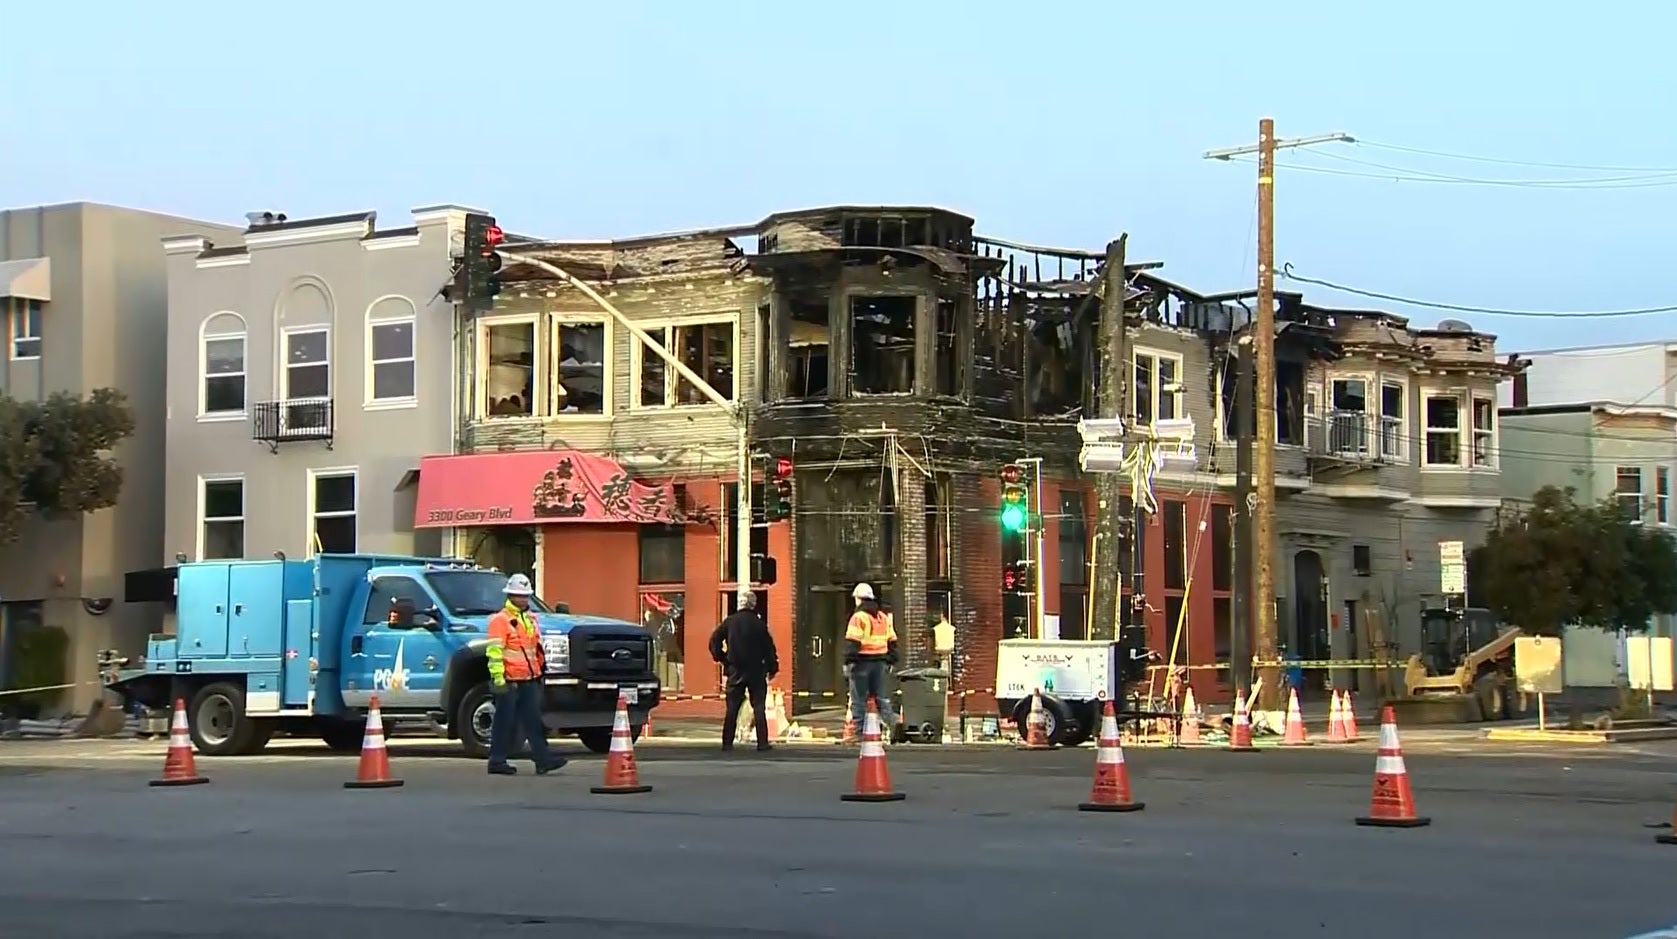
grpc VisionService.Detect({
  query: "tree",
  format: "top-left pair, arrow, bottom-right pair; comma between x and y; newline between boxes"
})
0,388 -> 136,544
1468,485 -> 1677,636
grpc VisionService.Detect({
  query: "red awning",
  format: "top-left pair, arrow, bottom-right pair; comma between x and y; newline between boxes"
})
413,450 -> 679,529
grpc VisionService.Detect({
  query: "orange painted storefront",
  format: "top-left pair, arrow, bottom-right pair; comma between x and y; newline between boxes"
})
536,476 -> 793,720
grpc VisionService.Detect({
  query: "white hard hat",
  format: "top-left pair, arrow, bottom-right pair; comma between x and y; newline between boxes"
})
852,583 -> 874,601
504,573 -> 534,596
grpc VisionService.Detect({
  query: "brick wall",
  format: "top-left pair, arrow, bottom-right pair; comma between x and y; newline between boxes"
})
896,469 -> 928,667
952,472 -> 1002,712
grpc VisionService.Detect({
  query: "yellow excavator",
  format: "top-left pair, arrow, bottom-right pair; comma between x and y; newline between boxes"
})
1389,606 -> 1523,724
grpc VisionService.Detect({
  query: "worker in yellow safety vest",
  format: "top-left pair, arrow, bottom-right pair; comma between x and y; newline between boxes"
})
485,573 -> 566,777
843,582 -> 898,742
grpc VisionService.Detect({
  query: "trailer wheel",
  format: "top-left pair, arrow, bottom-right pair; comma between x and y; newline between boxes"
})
1011,695 -> 1073,745
1474,673 -> 1510,722
188,682 -> 262,756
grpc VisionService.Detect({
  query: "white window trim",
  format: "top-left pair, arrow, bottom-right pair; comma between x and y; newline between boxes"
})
550,311 -> 614,419
198,311 -> 249,422
1325,372 -> 1374,456
1421,390 -> 1467,469
306,467 -> 359,556
1470,395 -> 1497,470
8,298 -> 41,361
1131,347 -> 1185,426
280,325 -> 332,403
1379,378 -> 1408,462
475,313 -> 543,422
628,313 -> 740,411
195,474 -> 246,561
364,295 -> 418,410
1658,466 -> 1671,525
1615,465 -> 1644,521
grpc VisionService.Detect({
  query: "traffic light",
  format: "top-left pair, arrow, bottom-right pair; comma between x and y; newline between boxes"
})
764,457 -> 794,522
1002,560 -> 1033,594
999,463 -> 1028,533
461,213 -> 505,313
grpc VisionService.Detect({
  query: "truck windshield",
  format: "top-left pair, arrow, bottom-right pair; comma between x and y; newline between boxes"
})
426,571 -> 552,616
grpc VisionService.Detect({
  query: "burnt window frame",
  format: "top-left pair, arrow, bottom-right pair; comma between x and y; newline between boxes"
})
847,293 -> 918,396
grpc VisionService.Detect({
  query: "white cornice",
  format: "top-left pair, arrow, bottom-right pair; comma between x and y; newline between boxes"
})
162,235 -> 210,256
195,254 -> 251,269
242,218 -> 371,248
364,234 -> 422,251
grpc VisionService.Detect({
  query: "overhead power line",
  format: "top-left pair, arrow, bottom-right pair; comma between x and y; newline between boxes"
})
1277,264 -> 1677,319
1357,140 -> 1677,174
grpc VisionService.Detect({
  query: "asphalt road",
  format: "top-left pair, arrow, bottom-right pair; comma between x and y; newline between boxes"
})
2,737 -> 1675,938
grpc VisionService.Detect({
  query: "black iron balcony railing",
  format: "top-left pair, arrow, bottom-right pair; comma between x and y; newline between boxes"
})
253,398 -> 334,452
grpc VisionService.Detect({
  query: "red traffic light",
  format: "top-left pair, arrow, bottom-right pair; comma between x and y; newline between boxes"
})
484,224 -> 505,249
1003,567 -> 1019,590
1000,463 -> 1022,484
772,457 -> 793,478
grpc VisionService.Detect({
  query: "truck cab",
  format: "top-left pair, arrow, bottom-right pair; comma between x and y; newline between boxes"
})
105,554 -> 660,757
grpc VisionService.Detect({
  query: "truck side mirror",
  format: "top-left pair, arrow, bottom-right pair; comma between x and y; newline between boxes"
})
412,609 -> 441,629
552,601 -> 570,614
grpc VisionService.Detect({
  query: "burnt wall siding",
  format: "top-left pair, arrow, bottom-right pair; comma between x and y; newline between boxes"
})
460,274 -> 767,473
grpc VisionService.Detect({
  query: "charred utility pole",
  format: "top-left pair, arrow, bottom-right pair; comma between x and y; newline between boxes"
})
1089,235 -> 1129,642
1206,120 -> 1353,711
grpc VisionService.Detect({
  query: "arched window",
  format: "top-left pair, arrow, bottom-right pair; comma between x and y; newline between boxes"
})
365,296 -> 417,406
200,312 -> 247,417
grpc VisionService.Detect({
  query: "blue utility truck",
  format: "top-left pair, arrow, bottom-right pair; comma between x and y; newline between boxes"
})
104,554 -> 660,757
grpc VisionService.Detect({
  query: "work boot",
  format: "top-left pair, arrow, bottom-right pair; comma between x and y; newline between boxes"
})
487,763 -> 517,776
535,756 -> 568,775
756,742 -> 775,752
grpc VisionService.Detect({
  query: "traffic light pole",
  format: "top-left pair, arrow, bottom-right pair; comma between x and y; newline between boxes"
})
1016,456 -> 1048,638
496,252 -> 755,595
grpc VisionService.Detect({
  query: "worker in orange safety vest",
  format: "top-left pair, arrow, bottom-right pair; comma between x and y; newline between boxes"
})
843,582 -> 898,742
486,573 -> 566,777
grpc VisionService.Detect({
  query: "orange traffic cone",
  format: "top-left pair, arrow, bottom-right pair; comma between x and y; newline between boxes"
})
1227,690 -> 1258,752
1016,689 -> 1054,750
345,694 -> 403,789
149,698 -> 208,787
1355,706 -> 1430,828
1325,690 -> 1348,743
840,696 -> 904,802
1281,687 -> 1312,746
1178,687 -> 1203,745
841,691 -> 858,744
1342,691 -> 1361,742
591,691 -> 652,795
1079,701 -> 1144,813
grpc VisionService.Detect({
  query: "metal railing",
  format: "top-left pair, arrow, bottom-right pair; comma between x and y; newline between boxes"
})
253,399 -> 334,450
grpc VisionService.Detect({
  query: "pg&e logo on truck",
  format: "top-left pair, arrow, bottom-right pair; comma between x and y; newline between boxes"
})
372,639 -> 410,691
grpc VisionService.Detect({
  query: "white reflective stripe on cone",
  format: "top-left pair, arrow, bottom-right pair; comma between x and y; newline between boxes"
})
863,712 -> 881,737
1096,745 -> 1122,763
859,739 -> 885,758
1378,722 -> 1400,749
361,731 -> 386,751
610,733 -> 631,753
1374,754 -> 1406,774
612,708 -> 630,732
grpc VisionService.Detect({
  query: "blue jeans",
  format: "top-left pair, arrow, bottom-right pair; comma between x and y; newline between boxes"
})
488,680 -> 553,769
848,660 -> 896,731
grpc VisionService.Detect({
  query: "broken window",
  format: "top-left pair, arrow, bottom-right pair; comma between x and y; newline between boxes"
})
1132,350 -> 1181,424
481,318 -> 536,418
1025,305 -> 1083,417
553,319 -> 607,415
850,295 -> 916,395
1328,376 -> 1369,455
756,302 -> 772,402
934,298 -> 959,396
636,320 -> 736,407
1275,360 -> 1305,445
784,298 -> 830,398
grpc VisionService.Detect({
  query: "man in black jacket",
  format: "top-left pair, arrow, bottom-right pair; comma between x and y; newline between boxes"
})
709,590 -> 778,752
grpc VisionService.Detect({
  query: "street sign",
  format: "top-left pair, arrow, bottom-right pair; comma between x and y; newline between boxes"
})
1438,540 -> 1465,595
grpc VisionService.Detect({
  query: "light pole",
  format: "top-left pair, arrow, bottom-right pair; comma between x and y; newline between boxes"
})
496,251 -> 756,593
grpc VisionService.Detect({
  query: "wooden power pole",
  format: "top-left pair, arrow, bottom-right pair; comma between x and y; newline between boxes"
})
1090,235 -> 1129,642
1206,121 -> 1352,712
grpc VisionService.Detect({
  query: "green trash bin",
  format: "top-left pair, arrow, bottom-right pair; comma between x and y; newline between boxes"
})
895,667 -> 950,743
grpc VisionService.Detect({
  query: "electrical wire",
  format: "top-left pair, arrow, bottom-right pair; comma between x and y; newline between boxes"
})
1277,263 -> 1677,319
1223,154 -> 1677,190
1357,140 -> 1677,175
1305,149 -> 1677,188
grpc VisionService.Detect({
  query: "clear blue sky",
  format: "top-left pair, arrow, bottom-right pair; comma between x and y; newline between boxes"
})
4,0 -> 1673,351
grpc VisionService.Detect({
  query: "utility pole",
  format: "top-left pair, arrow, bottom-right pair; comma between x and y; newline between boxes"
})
1206,121 -> 1352,711
1089,235 -> 1129,642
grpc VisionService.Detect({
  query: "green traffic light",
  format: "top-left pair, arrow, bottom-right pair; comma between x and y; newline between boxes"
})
1001,503 -> 1027,531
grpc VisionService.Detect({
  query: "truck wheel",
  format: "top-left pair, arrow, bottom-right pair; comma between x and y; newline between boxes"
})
1060,704 -> 1095,748
577,724 -> 644,754
188,681 -> 259,756
456,681 -> 496,759
319,719 -> 366,752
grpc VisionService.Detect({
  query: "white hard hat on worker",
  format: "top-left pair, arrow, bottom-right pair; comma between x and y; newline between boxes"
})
852,583 -> 874,602
504,573 -> 535,596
